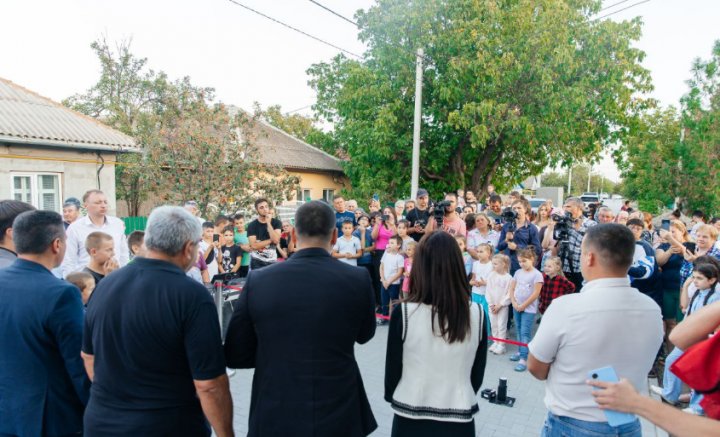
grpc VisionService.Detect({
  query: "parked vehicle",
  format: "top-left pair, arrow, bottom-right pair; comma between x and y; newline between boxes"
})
528,197 -> 547,213
580,192 -> 599,207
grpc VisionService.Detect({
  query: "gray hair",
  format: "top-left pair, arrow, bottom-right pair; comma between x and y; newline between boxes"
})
597,206 -> 614,216
145,206 -> 201,256
395,200 -> 405,207
564,197 -> 584,208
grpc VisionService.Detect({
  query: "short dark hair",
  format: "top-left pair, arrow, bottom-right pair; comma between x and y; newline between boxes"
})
127,230 -> 145,252
692,210 -> 705,220
12,210 -> 64,255
445,192 -> 458,201
295,201 -> 335,240
584,224 -> 635,271
333,194 -> 344,201
233,213 -> 245,221
489,194 -> 502,204
214,215 -> 230,227
342,219 -> 354,227
254,198 -> 269,210
202,221 -> 215,229
626,218 -> 645,228
0,200 -> 36,244
222,225 -> 235,235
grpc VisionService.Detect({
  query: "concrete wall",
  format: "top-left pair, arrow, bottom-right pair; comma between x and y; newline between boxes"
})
0,144 -> 119,214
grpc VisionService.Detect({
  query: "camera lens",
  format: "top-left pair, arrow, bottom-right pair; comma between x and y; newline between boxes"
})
592,373 -> 598,379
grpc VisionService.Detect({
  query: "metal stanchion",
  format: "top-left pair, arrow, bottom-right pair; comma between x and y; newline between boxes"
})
214,280 -> 224,331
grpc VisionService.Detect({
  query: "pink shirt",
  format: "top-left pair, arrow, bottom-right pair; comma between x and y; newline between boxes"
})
402,258 -> 413,293
375,225 -> 394,250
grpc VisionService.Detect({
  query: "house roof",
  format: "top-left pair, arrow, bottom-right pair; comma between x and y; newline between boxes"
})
235,108 -> 343,173
0,77 -> 137,152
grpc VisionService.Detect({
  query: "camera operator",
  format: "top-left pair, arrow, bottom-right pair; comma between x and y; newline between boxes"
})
406,189 -> 431,242
559,197 -> 597,291
497,199 -> 542,274
426,193 -> 467,236
485,194 -> 504,232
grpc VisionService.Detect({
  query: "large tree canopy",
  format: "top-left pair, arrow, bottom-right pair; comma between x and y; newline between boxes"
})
309,0 -> 651,201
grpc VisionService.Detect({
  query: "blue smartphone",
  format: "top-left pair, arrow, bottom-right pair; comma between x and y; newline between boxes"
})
588,366 -> 637,427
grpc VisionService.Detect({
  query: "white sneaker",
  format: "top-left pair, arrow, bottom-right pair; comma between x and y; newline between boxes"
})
495,346 -> 506,355
489,343 -> 499,354
650,385 -> 664,397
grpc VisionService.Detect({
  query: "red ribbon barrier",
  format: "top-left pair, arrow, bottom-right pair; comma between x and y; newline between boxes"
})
225,285 -> 243,291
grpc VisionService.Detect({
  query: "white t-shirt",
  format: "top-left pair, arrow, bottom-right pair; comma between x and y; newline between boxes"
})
529,277 -> 663,422
512,268 -> 544,313
333,235 -> 362,266
199,241 -> 219,279
471,260 -> 493,295
486,271 -> 512,307
381,251 -> 405,284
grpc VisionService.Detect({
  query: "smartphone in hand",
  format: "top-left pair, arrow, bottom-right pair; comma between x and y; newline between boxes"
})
588,366 -> 638,427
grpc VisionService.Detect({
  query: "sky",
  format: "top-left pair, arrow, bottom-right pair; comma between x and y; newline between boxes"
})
1,0 -> 718,183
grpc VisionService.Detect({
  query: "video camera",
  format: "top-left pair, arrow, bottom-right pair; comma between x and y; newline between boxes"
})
551,212 -> 574,242
431,200 -> 453,228
501,210 -> 518,237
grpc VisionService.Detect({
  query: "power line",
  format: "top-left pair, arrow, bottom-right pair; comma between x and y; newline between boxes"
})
286,104 -> 313,114
308,0 -> 357,26
593,0 -> 652,20
598,0 -> 634,13
225,0 -> 363,59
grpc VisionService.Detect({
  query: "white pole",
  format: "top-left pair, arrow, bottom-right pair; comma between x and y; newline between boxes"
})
587,163 -> 592,193
410,48 -> 424,199
567,165 -> 573,196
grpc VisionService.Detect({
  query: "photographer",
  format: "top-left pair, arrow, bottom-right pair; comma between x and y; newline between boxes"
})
558,197 -> 597,291
497,199 -> 541,274
406,189 -> 431,242
426,193 -> 466,236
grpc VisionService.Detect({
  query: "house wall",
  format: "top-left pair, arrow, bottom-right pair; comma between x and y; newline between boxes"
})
0,144 -> 119,214
287,170 -> 348,204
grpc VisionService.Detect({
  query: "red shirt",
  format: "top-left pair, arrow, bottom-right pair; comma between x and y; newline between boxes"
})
539,273 -> 576,314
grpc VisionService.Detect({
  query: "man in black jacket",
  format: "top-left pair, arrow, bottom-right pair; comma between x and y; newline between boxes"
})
225,200 -> 377,437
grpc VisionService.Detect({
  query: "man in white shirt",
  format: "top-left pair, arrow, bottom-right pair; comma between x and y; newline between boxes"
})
528,223 -> 663,437
61,190 -> 129,277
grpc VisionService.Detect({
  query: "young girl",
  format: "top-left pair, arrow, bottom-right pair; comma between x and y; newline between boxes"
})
455,235 -> 474,278
653,259 -> 720,411
397,220 -> 415,255
539,256 -> 576,315
486,254 -> 512,355
470,243 -> 494,309
401,241 -> 417,296
508,247 -> 543,372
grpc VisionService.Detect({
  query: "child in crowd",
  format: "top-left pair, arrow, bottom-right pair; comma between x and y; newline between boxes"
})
508,247 -> 543,372
332,220 -> 362,266
232,214 -> 252,277
200,221 -> 219,279
539,256 -> 576,315
66,271 -> 95,307
127,230 -> 145,261
397,220 -> 414,255
470,243 -> 494,309
83,231 -> 118,285
455,235 -> 474,278
401,241 -> 417,297
486,254 -> 512,355
218,226 -> 243,275
379,235 -> 405,323
187,250 -> 210,285
353,214 -> 376,283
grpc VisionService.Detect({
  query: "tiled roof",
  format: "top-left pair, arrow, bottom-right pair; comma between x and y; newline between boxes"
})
0,77 -> 137,151
249,118 -> 344,173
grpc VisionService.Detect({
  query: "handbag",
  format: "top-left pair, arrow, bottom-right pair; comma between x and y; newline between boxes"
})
670,332 -> 720,419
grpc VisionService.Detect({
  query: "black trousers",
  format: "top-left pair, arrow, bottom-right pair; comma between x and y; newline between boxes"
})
566,271 -> 584,292
391,415 -> 474,437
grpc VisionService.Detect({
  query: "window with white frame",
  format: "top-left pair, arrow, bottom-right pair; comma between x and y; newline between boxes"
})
322,189 -> 335,203
296,187 -> 311,204
11,173 -> 62,212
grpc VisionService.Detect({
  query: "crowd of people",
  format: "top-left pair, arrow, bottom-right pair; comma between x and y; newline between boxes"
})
0,185 -> 719,437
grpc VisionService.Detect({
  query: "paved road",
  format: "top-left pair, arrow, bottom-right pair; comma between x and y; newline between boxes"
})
228,324 -> 667,436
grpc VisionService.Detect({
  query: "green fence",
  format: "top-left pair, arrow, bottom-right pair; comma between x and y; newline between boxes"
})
123,217 -> 148,235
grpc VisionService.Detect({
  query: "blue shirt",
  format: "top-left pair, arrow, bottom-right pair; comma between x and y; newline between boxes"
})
353,228 -> 374,265
335,211 -> 356,234
496,222 -> 542,273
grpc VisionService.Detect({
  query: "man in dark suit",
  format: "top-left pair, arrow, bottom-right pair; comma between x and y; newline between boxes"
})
225,200 -> 377,437
0,210 -> 90,436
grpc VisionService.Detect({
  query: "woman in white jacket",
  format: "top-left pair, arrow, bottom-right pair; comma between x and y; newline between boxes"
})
384,231 -> 488,436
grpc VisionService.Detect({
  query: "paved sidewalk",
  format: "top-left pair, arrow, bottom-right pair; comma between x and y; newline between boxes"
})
228,325 -> 668,436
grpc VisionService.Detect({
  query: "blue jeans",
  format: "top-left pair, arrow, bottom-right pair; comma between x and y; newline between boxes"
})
513,309 -> 535,360
381,283 -> 400,316
541,413 -> 641,437
662,347 -> 684,402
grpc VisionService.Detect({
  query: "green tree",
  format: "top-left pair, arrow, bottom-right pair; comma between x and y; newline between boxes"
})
308,0 -> 651,201
66,38 -> 297,217
619,41 -> 720,215
252,103 -> 339,157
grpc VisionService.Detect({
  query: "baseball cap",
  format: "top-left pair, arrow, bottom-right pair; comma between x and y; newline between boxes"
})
416,188 -> 429,198
63,197 -> 81,208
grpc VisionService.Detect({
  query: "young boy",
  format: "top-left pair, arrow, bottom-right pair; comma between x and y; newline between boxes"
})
66,271 -> 95,307
332,220 -> 362,266
232,214 -> 252,277
380,235 -> 405,323
83,231 -> 119,285
218,226 -> 243,275
127,230 -> 146,261
397,220 -> 414,255
200,221 -> 219,279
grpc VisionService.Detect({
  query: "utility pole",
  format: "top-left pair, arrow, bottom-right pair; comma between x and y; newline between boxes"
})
587,163 -> 592,193
567,165 -> 573,196
410,48 -> 424,200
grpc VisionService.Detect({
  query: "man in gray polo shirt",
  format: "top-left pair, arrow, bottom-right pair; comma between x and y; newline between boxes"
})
528,224 -> 663,437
